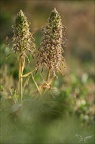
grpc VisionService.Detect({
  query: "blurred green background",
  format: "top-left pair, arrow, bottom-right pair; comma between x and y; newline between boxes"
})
0,0 -> 95,144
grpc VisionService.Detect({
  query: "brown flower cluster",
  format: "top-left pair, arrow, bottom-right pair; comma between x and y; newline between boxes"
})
36,8 -> 66,76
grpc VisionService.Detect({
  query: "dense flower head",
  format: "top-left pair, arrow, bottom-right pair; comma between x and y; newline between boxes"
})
36,8 -> 66,76
13,10 -> 35,55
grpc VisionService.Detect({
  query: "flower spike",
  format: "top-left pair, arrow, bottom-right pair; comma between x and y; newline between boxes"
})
36,8 -> 66,76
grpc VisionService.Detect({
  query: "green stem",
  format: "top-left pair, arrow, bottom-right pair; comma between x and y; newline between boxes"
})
20,68 -> 23,101
42,69 -> 50,94
46,69 -> 50,82
18,55 -> 23,102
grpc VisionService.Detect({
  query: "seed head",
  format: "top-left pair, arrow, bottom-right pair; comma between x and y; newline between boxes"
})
36,8 -> 66,76
12,10 -> 35,55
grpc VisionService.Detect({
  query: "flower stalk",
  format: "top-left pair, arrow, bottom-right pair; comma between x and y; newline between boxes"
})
36,8 -> 66,93
12,10 -> 35,101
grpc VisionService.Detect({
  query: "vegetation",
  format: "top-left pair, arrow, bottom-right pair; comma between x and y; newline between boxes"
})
0,1 -> 95,144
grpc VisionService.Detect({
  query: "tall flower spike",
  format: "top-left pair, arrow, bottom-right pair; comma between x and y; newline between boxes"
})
12,10 -> 35,101
13,10 -> 35,56
36,8 -> 66,76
